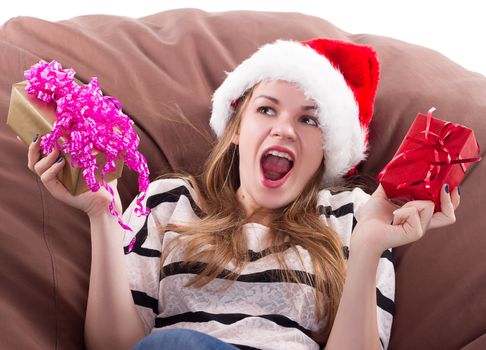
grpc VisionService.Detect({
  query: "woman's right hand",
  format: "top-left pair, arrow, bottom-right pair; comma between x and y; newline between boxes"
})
27,135 -> 122,218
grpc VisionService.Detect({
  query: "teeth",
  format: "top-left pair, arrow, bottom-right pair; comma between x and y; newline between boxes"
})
266,150 -> 294,162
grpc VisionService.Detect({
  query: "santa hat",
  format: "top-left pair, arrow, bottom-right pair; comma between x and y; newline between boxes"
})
210,38 -> 379,185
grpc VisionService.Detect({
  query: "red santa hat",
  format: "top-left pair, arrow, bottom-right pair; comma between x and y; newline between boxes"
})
210,38 -> 379,185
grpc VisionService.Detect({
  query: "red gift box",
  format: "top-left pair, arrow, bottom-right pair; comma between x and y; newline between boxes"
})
377,108 -> 481,212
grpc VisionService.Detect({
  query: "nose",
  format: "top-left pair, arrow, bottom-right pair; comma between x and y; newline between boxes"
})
270,117 -> 297,140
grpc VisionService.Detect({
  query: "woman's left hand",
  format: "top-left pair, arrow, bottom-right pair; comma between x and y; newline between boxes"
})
352,183 -> 460,255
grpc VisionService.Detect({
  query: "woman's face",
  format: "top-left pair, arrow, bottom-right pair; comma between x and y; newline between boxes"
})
233,80 -> 324,216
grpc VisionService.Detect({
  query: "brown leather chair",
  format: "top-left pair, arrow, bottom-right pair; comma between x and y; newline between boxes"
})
0,9 -> 484,349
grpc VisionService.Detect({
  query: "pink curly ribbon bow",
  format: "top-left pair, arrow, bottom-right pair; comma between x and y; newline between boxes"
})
25,60 -> 150,231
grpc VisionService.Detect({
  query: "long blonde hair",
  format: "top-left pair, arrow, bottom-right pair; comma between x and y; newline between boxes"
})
160,86 -> 356,343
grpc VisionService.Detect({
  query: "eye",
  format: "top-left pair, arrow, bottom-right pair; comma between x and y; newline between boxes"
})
257,106 -> 276,116
300,116 -> 319,127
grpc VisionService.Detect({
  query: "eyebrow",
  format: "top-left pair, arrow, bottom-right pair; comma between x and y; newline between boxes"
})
255,95 -> 318,111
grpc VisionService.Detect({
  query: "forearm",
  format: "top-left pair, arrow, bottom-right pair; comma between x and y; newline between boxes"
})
84,212 -> 145,350
326,243 -> 382,350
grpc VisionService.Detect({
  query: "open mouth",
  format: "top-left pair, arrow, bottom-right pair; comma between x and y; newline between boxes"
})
260,149 -> 294,181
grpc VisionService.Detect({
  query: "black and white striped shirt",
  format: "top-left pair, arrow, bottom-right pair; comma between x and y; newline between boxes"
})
123,178 -> 394,349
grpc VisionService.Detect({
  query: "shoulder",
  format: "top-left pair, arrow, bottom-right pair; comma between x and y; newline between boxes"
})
317,186 -> 371,214
122,177 -> 202,232
146,177 -> 198,199
142,177 -> 201,210
122,177 -> 202,252
317,187 -> 371,250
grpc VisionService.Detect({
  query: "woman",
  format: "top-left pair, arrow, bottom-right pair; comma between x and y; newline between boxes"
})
27,38 -> 459,350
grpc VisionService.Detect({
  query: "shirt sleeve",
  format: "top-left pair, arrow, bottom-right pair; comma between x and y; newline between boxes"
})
122,178 -> 201,334
318,187 -> 395,349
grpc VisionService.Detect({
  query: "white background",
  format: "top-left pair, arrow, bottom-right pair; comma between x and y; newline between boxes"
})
1,0 -> 484,76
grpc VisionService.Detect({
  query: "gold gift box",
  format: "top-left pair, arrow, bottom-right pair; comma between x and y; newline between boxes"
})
7,81 -> 124,195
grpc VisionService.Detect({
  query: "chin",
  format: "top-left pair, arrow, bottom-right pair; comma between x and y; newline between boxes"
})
256,195 -> 294,210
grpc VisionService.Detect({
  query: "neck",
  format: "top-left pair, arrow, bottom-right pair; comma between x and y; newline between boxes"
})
236,187 -> 272,226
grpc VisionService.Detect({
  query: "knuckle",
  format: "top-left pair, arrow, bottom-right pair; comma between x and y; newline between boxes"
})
33,162 -> 42,175
402,201 -> 412,209
39,170 -> 51,184
415,227 -> 424,240
455,197 -> 461,208
27,154 -> 35,171
39,172 -> 47,182
407,229 -> 422,243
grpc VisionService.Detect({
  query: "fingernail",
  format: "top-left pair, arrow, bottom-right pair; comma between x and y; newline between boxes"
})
56,156 -> 63,163
445,184 -> 449,193
33,134 -> 39,143
458,186 -> 461,196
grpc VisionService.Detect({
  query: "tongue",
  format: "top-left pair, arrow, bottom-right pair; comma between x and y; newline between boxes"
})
262,155 -> 292,180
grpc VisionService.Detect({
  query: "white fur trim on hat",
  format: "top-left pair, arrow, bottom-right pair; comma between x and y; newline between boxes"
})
210,40 -> 367,185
